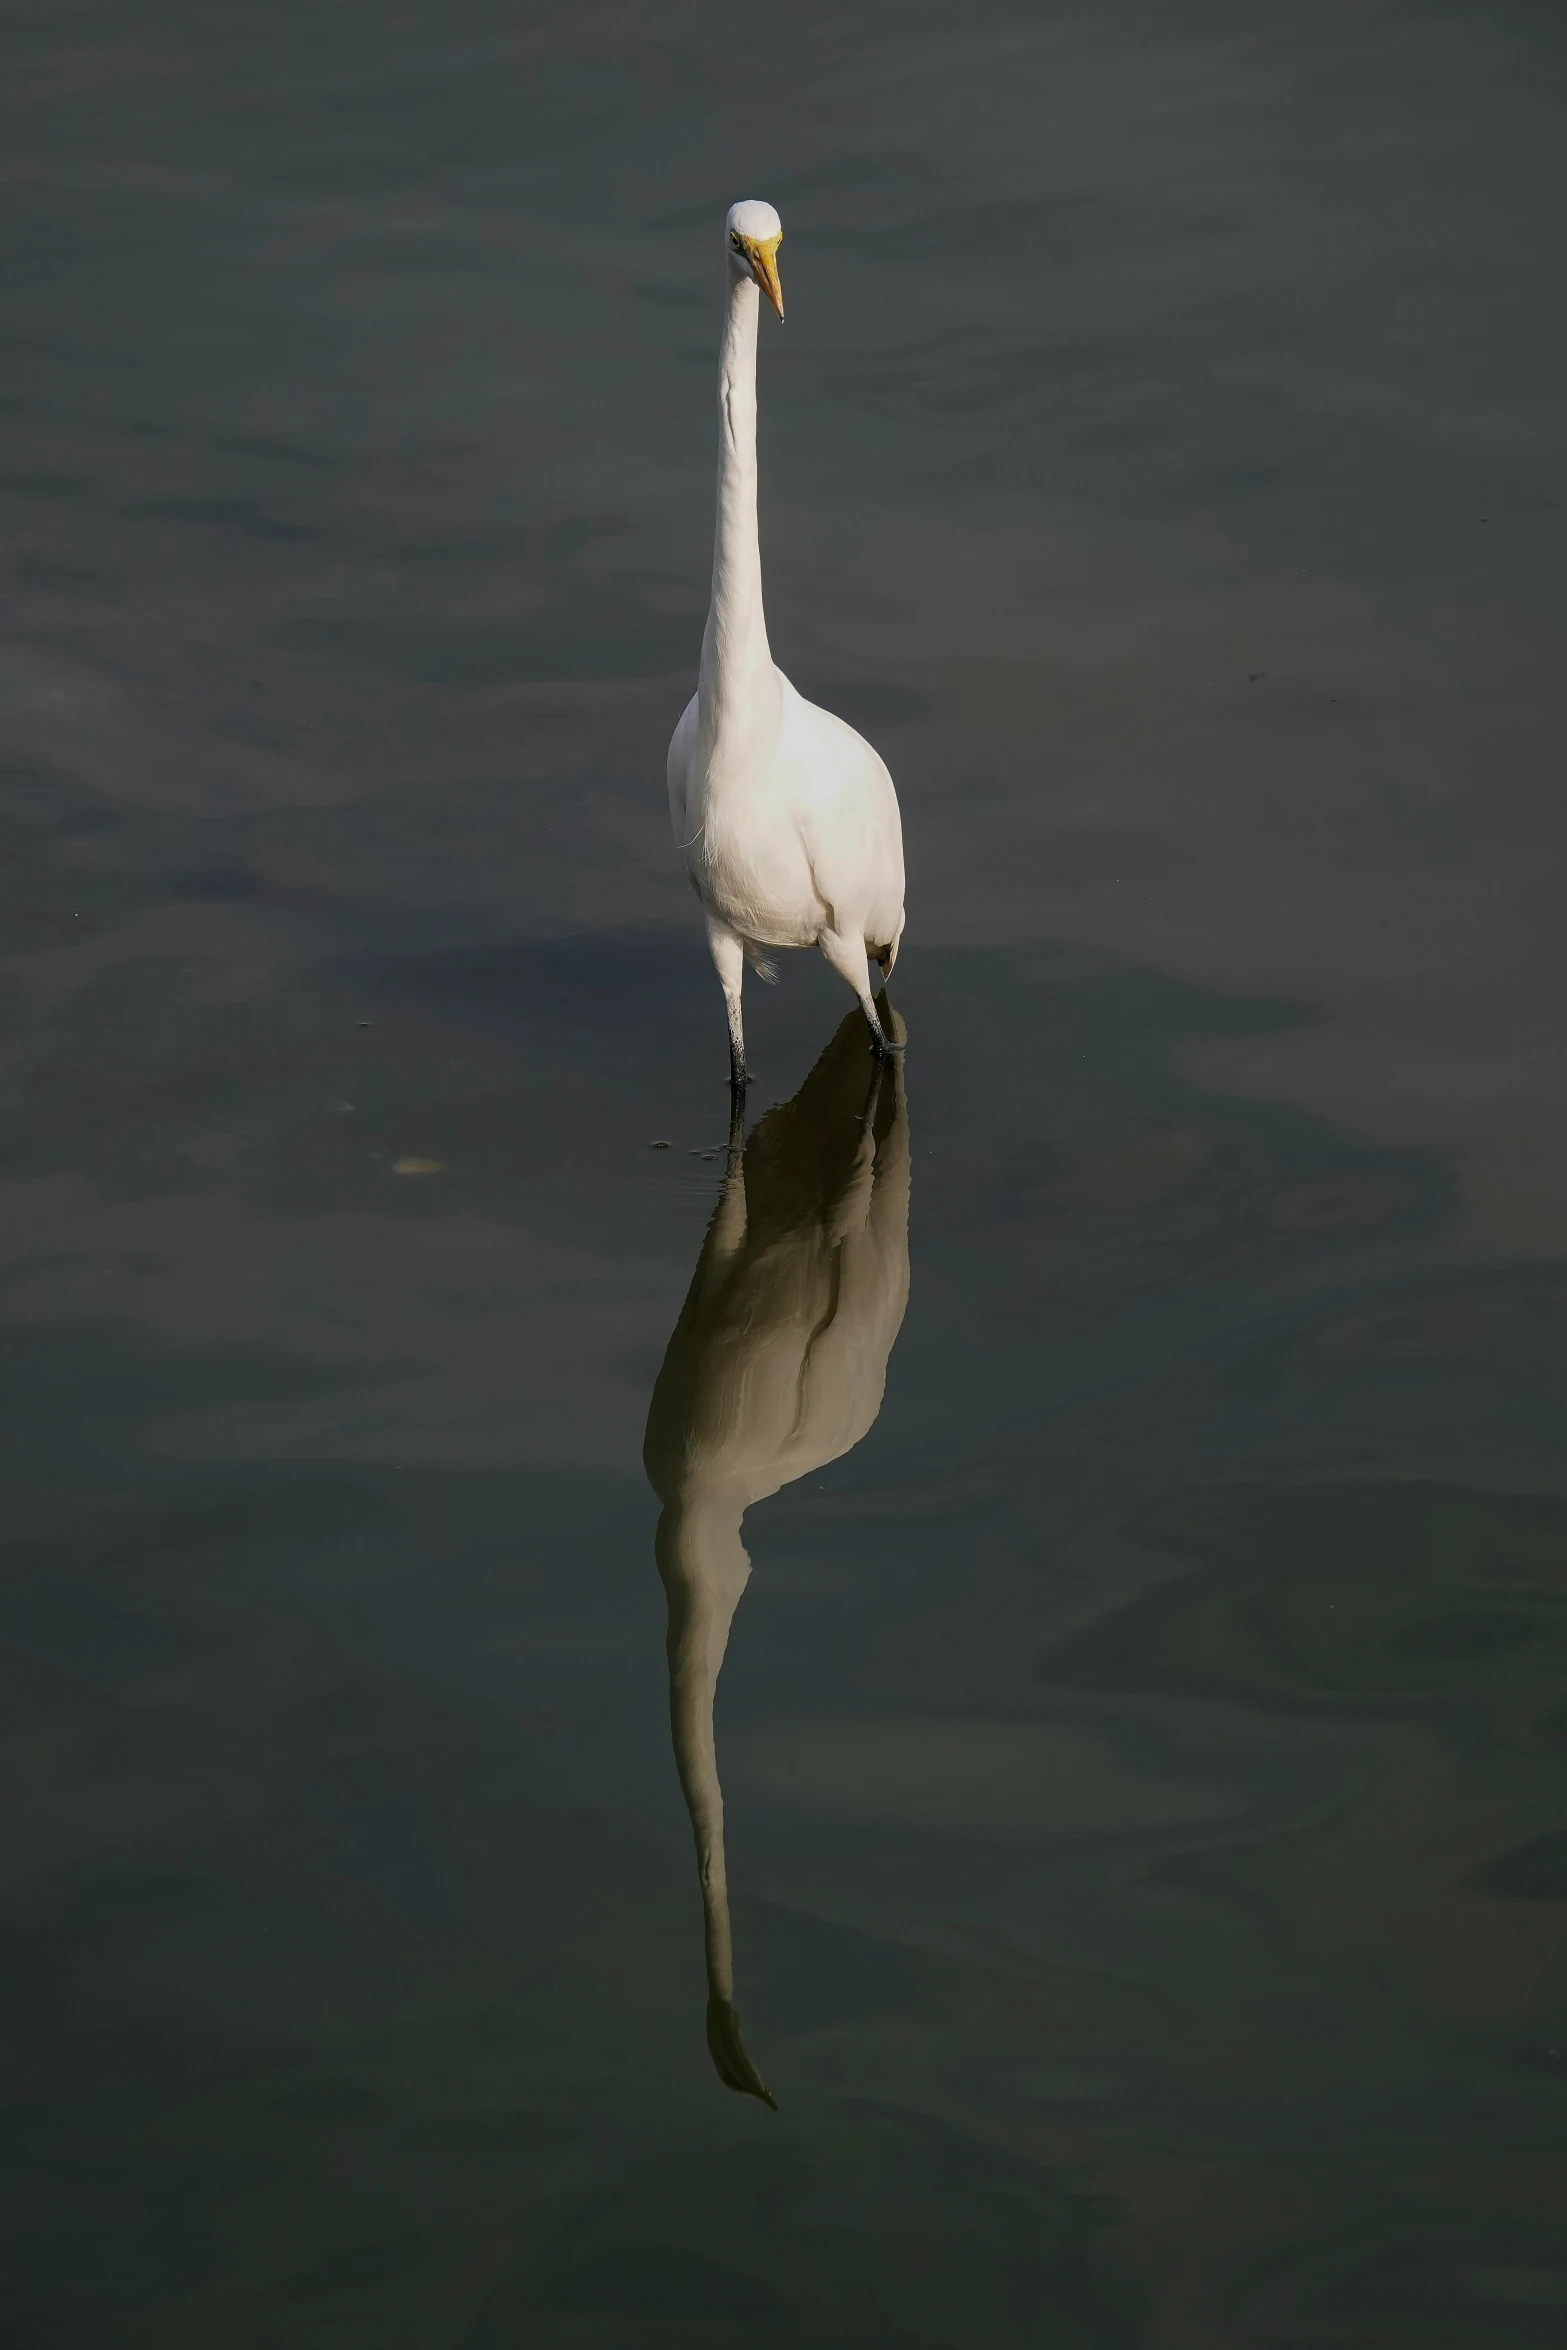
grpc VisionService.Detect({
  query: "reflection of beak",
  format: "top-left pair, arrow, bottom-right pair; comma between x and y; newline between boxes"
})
751,240 -> 784,322
707,1997 -> 777,2109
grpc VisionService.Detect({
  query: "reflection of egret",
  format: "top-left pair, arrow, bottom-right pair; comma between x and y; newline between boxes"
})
643,1009 -> 911,2106
667,200 -> 907,1088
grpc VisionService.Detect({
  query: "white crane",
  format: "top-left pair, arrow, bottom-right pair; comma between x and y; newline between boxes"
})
644,1010 -> 911,2106
667,200 -> 907,1089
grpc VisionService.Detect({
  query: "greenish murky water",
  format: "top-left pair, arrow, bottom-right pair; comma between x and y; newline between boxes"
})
3,2 -> 1566,2342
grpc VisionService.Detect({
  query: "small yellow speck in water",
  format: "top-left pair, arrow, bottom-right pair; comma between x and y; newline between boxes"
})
393,1157 -> 444,1177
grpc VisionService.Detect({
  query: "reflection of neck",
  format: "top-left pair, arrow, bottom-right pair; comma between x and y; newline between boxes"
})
657,1493 -> 747,1995
699,273 -> 774,740
656,1489 -> 775,2106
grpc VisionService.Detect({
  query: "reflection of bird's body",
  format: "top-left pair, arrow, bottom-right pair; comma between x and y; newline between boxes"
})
643,1010 -> 911,2105
668,200 -> 906,1087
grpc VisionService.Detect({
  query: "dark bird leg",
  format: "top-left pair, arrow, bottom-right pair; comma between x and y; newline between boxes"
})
874,986 -> 904,1060
723,1080 -> 747,1173
708,917 -> 751,1091
820,929 -> 905,1059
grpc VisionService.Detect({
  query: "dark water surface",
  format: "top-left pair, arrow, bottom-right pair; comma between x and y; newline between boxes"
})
5,2 -> 1567,2342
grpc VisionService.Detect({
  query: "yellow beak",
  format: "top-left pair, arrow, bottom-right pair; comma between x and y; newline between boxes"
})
750,238 -> 784,322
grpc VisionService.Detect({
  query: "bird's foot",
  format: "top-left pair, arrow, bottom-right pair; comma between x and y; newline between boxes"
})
864,988 -> 904,1061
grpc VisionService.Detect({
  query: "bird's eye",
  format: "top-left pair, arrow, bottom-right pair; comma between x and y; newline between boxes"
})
731,232 -> 745,251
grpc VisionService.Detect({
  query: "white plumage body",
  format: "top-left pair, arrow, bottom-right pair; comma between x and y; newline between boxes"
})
672,199 -> 906,1081
667,672 -> 905,960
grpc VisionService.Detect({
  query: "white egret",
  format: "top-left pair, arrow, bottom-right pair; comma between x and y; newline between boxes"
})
644,1009 -> 911,2105
667,200 -> 907,1088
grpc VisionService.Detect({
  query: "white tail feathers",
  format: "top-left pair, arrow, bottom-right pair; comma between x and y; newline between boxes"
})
742,941 -> 779,983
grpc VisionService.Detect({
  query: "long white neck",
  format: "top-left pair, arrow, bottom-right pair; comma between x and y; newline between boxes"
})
699,274 -> 775,733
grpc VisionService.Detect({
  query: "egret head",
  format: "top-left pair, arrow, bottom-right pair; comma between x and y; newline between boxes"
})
726,199 -> 784,322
